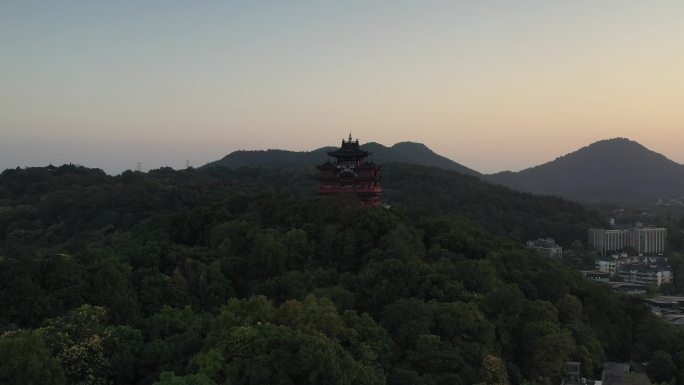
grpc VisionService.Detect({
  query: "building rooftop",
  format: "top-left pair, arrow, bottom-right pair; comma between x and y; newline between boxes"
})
601,362 -> 630,385
647,296 -> 684,305
619,263 -> 671,273
326,135 -> 371,158
609,282 -> 646,290
582,270 -> 610,278
526,237 -> 560,248
663,313 -> 684,321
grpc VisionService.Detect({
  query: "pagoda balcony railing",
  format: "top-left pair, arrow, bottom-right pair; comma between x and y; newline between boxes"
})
320,176 -> 380,182
319,186 -> 383,193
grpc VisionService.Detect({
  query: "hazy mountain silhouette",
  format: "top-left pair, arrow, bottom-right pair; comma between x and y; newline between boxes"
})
206,137 -> 684,203
204,141 -> 481,176
486,138 -> 684,202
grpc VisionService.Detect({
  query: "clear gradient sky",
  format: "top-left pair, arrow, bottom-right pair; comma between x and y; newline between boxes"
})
2,1 -> 684,174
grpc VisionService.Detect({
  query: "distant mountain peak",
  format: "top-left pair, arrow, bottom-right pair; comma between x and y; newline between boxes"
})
487,138 -> 684,203
391,141 -> 429,147
583,137 -> 645,150
557,138 -> 674,167
597,137 -> 632,143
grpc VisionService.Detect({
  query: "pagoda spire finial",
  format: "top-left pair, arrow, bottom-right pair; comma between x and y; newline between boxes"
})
349,132 -> 352,142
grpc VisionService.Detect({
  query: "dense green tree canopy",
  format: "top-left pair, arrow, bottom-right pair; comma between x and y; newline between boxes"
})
0,164 -> 681,384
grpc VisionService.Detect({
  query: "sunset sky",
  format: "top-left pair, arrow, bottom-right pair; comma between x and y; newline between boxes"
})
2,1 -> 684,174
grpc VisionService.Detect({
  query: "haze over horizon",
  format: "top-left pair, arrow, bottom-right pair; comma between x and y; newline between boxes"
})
2,1 -> 684,174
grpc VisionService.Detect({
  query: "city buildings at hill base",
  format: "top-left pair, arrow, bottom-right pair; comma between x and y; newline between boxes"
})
594,253 -> 672,287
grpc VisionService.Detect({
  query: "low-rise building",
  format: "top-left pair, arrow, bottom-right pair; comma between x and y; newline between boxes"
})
595,255 -> 623,275
617,263 -> 672,286
601,362 -> 630,385
663,314 -> 684,326
645,296 -> 684,312
643,296 -> 684,326
562,361 -> 631,385
582,270 -> 610,283
609,282 -> 647,296
594,254 -> 672,286
563,362 -> 583,385
526,237 -> 563,258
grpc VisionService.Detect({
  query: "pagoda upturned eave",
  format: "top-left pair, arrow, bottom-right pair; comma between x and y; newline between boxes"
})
326,148 -> 371,158
326,138 -> 371,159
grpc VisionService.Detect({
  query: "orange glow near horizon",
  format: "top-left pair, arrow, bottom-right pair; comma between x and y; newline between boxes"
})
1,2 -> 684,173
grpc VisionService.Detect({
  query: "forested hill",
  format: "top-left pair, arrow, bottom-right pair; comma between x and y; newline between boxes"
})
1,164 -> 682,385
203,141 -> 481,176
381,164 -> 603,246
487,138 -> 684,203
0,163 -> 601,247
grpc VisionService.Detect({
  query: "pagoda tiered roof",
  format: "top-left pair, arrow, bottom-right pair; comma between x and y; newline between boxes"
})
326,135 -> 371,158
317,134 -> 382,206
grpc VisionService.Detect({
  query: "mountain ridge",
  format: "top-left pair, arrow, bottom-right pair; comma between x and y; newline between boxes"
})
485,137 -> 684,202
203,140 -> 481,176
204,137 -> 684,203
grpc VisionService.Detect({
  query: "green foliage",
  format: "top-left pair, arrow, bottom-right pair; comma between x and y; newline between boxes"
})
42,305 -> 112,385
0,329 -> 65,385
382,163 -> 604,245
104,325 -> 144,385
625,373 -> 655,385
646,350 -> 677,384
481,355 -> 510,385
153,372 -> 216,385
0,164 -> 679,385
196,296 -> 388,385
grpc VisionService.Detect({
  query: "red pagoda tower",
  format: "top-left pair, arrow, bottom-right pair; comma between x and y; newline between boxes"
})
317,134 -> 382,206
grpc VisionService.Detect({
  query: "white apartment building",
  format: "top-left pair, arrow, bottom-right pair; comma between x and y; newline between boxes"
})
617,265 -> 672,286
596,256 -> 622,275
588,226 -> 666,256
631,227 -> 668,255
